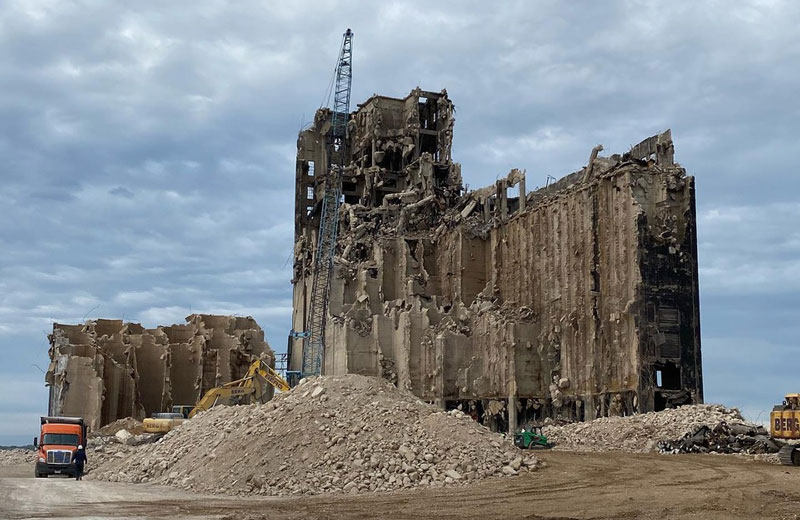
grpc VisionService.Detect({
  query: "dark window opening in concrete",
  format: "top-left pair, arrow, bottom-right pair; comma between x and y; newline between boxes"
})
654,363 -> 681,390
433,166 -> 449,187
420,133 -> 437,155
378,149 -> 404,171
654,392 -> 667,412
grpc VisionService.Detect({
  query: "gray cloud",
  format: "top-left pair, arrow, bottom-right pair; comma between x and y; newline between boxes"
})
1,0 -> 798,442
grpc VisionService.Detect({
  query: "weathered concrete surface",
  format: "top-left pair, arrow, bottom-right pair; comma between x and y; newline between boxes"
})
46,315 -> 274,431
290,89 -> 702,428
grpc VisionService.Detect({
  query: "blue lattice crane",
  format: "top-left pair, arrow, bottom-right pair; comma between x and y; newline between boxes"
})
301,29 -> 353,378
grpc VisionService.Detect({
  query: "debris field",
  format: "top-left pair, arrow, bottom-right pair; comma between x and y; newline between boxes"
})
89,374 -> 539,496
24,87 -> 787,510
543,404 -> 781,458
0,448 -> 36,466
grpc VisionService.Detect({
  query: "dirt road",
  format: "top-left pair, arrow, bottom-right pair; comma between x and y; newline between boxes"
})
2,452 -> 798,520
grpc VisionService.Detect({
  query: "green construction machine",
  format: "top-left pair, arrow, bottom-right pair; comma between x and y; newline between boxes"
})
514,426 -> 551,449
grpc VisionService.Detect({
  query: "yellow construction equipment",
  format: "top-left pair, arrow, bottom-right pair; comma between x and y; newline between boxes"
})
143,359 -> 289,433
770,393 -> 800,466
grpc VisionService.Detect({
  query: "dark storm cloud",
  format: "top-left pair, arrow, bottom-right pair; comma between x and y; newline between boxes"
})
1,0 -> 798,443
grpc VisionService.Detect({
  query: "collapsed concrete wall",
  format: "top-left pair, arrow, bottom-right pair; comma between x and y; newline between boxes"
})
47,315 -> 274,432
290,88 -> 702,430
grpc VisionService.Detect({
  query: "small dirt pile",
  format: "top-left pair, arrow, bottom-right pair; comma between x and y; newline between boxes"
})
0,448 -> 35,466
543,404 -> 776,455
91,374 -> 538,495
92,418 -> 146,437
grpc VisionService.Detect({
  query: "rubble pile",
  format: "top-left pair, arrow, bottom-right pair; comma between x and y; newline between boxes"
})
92,418 -> 146,437
90,374 -> 539,496
658,421 -> 780,455
87,435 -> 148,470
0,448 -> 35,466
543,404 -> 778,455
87,422 -> 161,470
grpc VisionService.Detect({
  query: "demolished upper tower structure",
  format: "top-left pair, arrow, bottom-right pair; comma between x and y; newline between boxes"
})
290,88 -> 702,429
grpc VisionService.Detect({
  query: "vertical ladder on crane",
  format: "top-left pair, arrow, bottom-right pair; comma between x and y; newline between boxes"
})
301,29 -> 353,378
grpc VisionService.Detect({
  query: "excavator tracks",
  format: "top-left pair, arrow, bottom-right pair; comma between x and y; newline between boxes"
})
778,444 -> 800,466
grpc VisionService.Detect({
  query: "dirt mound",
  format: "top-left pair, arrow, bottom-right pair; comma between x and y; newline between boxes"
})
0,448 -> 35,466
91,374 -> 538,495
92,418 -> 145,437
543,404 -> 776,455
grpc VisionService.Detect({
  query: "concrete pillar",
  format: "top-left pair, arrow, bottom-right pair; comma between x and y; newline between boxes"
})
584,394 -> 596,421
434,334 -> 446,410
508,395 -> 518,434
518,175 -> 527,212
507,344 -> 518,433
496,180 -> 508,220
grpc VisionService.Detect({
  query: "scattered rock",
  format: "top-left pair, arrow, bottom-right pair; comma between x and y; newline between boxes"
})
114,429 -> 134,445
444,469 -> 461,480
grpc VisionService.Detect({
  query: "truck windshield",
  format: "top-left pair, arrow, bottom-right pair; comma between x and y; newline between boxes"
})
42,433 -> 79,446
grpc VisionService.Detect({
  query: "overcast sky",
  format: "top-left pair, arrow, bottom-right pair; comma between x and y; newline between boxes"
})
1,1 -> 798,445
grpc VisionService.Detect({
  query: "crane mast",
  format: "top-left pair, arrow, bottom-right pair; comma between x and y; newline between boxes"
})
302,29 -> 353,377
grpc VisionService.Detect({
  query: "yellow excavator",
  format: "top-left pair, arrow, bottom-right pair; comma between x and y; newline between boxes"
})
143,358 -> 290,433
771,393 -> 800,466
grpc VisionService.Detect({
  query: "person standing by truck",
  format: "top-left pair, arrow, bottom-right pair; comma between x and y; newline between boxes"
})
72,445 -> 87,480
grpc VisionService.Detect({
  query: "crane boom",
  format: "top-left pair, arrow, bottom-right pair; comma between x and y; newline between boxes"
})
302,29 -> 353,377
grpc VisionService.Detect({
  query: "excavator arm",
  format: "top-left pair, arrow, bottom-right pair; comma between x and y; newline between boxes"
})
253,361 -> 291,393
188,359 -> 290,418
189,385 -> 255,418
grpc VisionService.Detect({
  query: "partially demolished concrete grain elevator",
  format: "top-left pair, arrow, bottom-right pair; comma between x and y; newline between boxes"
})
289,88 -> 703,431
47,315 -> 275,431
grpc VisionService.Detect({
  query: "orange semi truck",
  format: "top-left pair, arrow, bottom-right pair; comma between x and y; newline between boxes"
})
33,416 -> 87,478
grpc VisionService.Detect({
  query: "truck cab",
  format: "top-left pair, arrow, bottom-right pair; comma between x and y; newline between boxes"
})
34,416 -> 87,478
